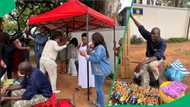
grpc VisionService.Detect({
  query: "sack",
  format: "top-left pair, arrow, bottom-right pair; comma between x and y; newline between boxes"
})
165,60 -> 190,81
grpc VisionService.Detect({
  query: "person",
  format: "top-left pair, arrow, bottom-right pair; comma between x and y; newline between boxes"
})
78,33 -> 95,89
114,38 -> 122,64
12,37 -> 30,79
67,38 -> 78,76
0,34 -> 15,80
29,26 -> 49,68
80,32 -> 112,107
114,38 -> 124,78
0,18 -> 9,80
40,31 -> 68,93
131,15 -> 167,87
0,61 -> 52,107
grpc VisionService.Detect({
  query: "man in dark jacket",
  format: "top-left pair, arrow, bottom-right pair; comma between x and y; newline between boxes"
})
0,61 -> 52,107
131,15 -> 167,87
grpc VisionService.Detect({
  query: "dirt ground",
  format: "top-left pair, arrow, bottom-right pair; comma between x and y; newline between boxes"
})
56,42 -> 190,107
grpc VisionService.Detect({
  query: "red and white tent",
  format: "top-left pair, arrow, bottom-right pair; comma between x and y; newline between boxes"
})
28,0 -> 115,32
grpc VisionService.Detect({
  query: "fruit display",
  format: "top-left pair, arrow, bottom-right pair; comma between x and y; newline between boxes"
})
108,81 -> 161,106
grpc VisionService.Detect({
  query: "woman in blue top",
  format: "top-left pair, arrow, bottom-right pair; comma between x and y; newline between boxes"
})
80,32 -> 112,107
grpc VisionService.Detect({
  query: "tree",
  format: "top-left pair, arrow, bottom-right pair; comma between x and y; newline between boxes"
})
4,0 -> 106,35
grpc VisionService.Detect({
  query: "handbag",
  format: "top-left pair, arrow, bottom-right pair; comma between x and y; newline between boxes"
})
100,58 -> 112,77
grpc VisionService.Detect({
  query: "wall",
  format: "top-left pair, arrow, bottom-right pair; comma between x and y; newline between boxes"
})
71,5 -> 190,70
131,4 -> 190,39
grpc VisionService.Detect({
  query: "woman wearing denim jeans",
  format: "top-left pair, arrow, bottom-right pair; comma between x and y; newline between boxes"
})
80,32 -> 112,107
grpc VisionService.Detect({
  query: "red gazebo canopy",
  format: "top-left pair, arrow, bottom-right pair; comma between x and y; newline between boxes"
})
28,0 -> 115,32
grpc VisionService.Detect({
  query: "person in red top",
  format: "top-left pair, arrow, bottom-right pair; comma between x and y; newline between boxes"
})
114,38 -> 122,64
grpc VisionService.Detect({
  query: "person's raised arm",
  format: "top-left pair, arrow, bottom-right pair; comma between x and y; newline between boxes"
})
131,15 -> 142,27
130,15 -> 151,40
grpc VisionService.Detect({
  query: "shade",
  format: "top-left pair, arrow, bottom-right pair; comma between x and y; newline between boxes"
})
28,0 -> 115,32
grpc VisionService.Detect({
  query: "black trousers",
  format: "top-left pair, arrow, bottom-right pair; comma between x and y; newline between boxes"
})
0,62 -> 12,80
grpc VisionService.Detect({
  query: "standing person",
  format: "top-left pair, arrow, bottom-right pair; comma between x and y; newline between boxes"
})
68,38 -> 78,76
12,37 -> 30,79
40,31 -> 68,93
0,18 -> 6,70
0,61 -> 52,107
80,32 -> 112,107
114,38 -> 122,64
0,34 -> 15,80
0,18 -> 9,80
131,15 -> 166,87
29,26 -> 49,68
78,33 -> 95,89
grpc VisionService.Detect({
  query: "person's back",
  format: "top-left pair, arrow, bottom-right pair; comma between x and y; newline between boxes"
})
41,40 -> 60,61
34,33 -> 48,54
22,68 -> 52,100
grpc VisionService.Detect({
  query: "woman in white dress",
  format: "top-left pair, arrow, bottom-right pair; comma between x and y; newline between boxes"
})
78,33 -> 95,88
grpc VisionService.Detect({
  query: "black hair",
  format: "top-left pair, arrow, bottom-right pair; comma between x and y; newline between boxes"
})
69,37 -> 78,47
92,32 -> 109,58
51,30 -> 62,40
81,33 -> 87,37
151,27 -> 160,35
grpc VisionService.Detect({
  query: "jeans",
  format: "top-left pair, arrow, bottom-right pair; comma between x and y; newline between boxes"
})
95,75 -> 105,107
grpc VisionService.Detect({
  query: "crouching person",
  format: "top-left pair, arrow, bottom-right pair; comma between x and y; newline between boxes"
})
131,15 -> 167,87
0,61 -> 52,107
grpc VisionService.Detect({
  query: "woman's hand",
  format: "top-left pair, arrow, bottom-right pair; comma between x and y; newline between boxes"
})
0,96 -> 6,102
0,60 -> 7,68
80,51 -> 87,57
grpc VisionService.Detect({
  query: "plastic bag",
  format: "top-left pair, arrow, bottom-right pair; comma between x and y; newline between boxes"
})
165,60 -> 190,81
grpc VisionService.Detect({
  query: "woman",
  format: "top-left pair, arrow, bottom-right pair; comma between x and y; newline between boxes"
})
80,32 -> 112,107
68,38 -> 78,76
78,33 -> 95,89
12,37 -> 30,79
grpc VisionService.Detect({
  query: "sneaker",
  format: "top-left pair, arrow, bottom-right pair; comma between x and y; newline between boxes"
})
53,90 -> 61,94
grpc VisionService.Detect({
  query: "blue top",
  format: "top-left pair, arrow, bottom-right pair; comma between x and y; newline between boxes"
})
87,45 -> 112,76
138,25 -> 166,60
21,68 -> 52,100
34,33 -> 48,55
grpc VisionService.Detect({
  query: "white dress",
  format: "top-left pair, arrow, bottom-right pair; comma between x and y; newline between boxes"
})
78,43 -> 95,88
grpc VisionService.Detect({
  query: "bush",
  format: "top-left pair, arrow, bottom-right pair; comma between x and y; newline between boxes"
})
167,38 -> 188,43
130,35 -> 144,44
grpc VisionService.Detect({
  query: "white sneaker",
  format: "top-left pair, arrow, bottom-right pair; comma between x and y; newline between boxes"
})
53,90 -> 61,94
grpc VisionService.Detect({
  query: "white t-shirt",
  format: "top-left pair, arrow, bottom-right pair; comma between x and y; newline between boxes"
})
41,40 -> 67,61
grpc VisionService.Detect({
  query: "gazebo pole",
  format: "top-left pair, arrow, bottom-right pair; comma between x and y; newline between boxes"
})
113,26 -> 116,72
66,25 -> 69,73
86,13 -> 90,101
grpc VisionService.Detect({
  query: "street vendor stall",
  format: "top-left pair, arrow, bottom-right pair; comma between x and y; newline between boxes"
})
28,0 -> 115,101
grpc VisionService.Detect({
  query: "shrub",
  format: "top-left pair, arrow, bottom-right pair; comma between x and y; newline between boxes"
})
167,38 -> 188,43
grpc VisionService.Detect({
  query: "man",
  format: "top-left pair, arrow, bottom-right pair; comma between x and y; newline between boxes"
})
131,15 -> 167,87
40,31 -> 68,93
0,61 -> 52,107
30,26 -> 49,68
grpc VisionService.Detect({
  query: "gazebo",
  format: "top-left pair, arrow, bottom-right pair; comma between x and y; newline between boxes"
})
28,0 -> 116,101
